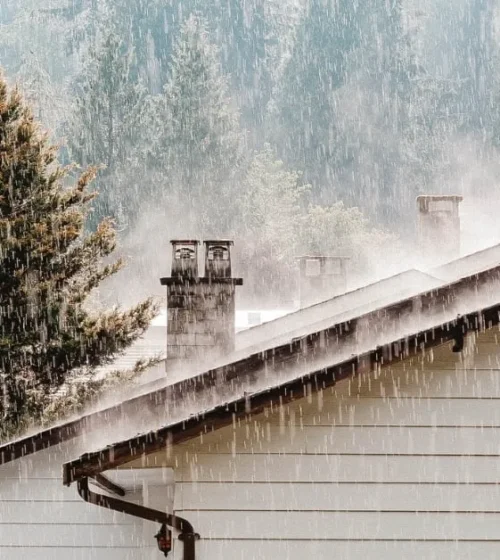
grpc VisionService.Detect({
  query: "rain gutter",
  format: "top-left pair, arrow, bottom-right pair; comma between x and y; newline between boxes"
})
77,476 -> 199,559
3,262 -> 500,468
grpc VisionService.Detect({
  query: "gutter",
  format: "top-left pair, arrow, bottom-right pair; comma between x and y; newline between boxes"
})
77,476 -> 199,559
3,262 -> 500,468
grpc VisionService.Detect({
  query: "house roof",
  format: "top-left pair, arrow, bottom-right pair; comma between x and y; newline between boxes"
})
235,269 -> 442,352
431,242 -> 500,282
61,283 -> 500,485
59,259 -> 500,482
3,244 -> 500,480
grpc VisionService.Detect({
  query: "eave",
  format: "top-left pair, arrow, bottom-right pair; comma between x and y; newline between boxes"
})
1,262 -> 500,471
62,300 -> 500,485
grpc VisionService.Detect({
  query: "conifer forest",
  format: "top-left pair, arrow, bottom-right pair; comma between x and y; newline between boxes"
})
1,0 -> 499,302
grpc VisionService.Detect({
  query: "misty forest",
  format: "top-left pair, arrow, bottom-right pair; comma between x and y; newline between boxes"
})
1,0 -> 500,430
4,3 -> 500,558
2,0 -> 499,307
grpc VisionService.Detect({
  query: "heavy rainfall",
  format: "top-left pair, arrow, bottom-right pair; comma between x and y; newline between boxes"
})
1,0 -> 500,559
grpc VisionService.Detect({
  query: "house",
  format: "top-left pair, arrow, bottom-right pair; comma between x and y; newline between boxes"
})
3,199 -> 500,559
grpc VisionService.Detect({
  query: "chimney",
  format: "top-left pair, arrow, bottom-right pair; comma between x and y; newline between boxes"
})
204,240 -> 233,279
170,239 -> 199,278
297,256 -> 349,308
161,239 -> 243,368
417,195 -> 463,263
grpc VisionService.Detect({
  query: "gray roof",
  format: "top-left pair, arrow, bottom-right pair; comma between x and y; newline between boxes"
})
236,269 -> 442,352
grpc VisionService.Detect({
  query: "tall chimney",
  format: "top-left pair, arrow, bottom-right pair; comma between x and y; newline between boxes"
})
417,195 -> 462,263
161,239 -> 242,368
297,256 -> 349,308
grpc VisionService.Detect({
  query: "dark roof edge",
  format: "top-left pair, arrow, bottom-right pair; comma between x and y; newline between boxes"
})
2,261 -> 500,469
160,277 -> 243,286
62,301 -> 500,485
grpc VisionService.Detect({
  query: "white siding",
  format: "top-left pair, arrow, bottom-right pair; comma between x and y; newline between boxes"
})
137,328 -> 500,559
0,440 -> 165,559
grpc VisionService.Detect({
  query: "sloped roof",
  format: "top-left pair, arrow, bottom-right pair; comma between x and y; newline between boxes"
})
431,243 -> 500,282
60,265 -> 500,484
3,244 -> 500,475
235,269 -> 441,351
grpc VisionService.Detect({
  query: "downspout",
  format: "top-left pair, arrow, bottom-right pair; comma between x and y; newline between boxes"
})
77,477 -> 199,560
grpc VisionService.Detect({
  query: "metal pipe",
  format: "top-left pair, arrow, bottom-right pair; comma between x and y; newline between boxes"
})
77,477 -> 199,559
93,473 -> 126,497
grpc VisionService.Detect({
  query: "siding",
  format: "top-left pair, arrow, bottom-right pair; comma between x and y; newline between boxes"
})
0,439 -> 167,559
137,327 -> 500,559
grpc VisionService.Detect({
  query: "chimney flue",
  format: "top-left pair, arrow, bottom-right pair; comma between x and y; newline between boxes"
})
297,255 -> 349,308
417,195 -> 462,264
170,240 -> 199,278
204,240 -> 233,279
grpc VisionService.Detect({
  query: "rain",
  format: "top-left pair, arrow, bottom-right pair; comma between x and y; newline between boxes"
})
1,0 -> 500,558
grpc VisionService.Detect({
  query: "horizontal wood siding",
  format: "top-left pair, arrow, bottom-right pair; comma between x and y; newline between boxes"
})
192,541 -> 500,560
145,328 -> 500,558
176,482 -> 500,511
0,439 -> 163,559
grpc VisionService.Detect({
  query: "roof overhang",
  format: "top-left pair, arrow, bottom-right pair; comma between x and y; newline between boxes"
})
62,299 -> 500,485
2,262 -> 500,474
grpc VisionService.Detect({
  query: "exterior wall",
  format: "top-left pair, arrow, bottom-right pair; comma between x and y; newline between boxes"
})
0,438 -> 169,560
137,326 -> 500,559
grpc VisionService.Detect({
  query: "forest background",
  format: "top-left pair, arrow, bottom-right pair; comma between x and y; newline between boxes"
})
1,0 -> 499,306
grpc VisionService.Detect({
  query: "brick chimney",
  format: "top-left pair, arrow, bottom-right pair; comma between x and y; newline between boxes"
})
161,239 -> 243,367
417,195 -> 463,263
297,256 -> 349,308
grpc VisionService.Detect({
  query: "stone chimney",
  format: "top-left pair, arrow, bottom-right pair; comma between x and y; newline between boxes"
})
161,239 -> 243,367
297,256 -> 349,308
417,195 -> 463,263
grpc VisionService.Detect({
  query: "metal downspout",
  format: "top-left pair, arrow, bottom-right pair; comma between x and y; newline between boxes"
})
77,477 -> 199,560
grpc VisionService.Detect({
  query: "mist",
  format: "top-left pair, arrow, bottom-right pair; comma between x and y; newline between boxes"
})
1,0 -> 500,308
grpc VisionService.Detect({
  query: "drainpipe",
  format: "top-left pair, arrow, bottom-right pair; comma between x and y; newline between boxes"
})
77,477 -> 199,560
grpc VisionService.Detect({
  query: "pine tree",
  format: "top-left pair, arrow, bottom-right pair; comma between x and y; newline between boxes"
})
68,31 -> 147,224
191,0 -> 274,130
448,0 -> 496,132
0,73 -> 157,438
271,0 -> 364,187
154,14 -> 243,233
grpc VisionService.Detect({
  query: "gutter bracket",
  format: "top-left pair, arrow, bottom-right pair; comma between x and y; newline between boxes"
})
77,476 -> 199,559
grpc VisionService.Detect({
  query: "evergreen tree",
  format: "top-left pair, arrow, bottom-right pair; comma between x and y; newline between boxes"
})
451,0 -> 496,132
335,0 -> 418,219
193,0 -> 275,130
0,74 -> 157,438
68,31 -> 147,224
237,144 -> 307,300
154,14 -> 243,233
272,0 -> 364,187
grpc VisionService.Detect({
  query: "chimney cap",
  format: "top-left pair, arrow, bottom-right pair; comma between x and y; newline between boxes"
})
416,195 -> 463,201
296,255 -> 350,261
417,195 -> 463,205
203,239 -> 234,245
170,239 -> 200,245
417,195 -> 463,213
